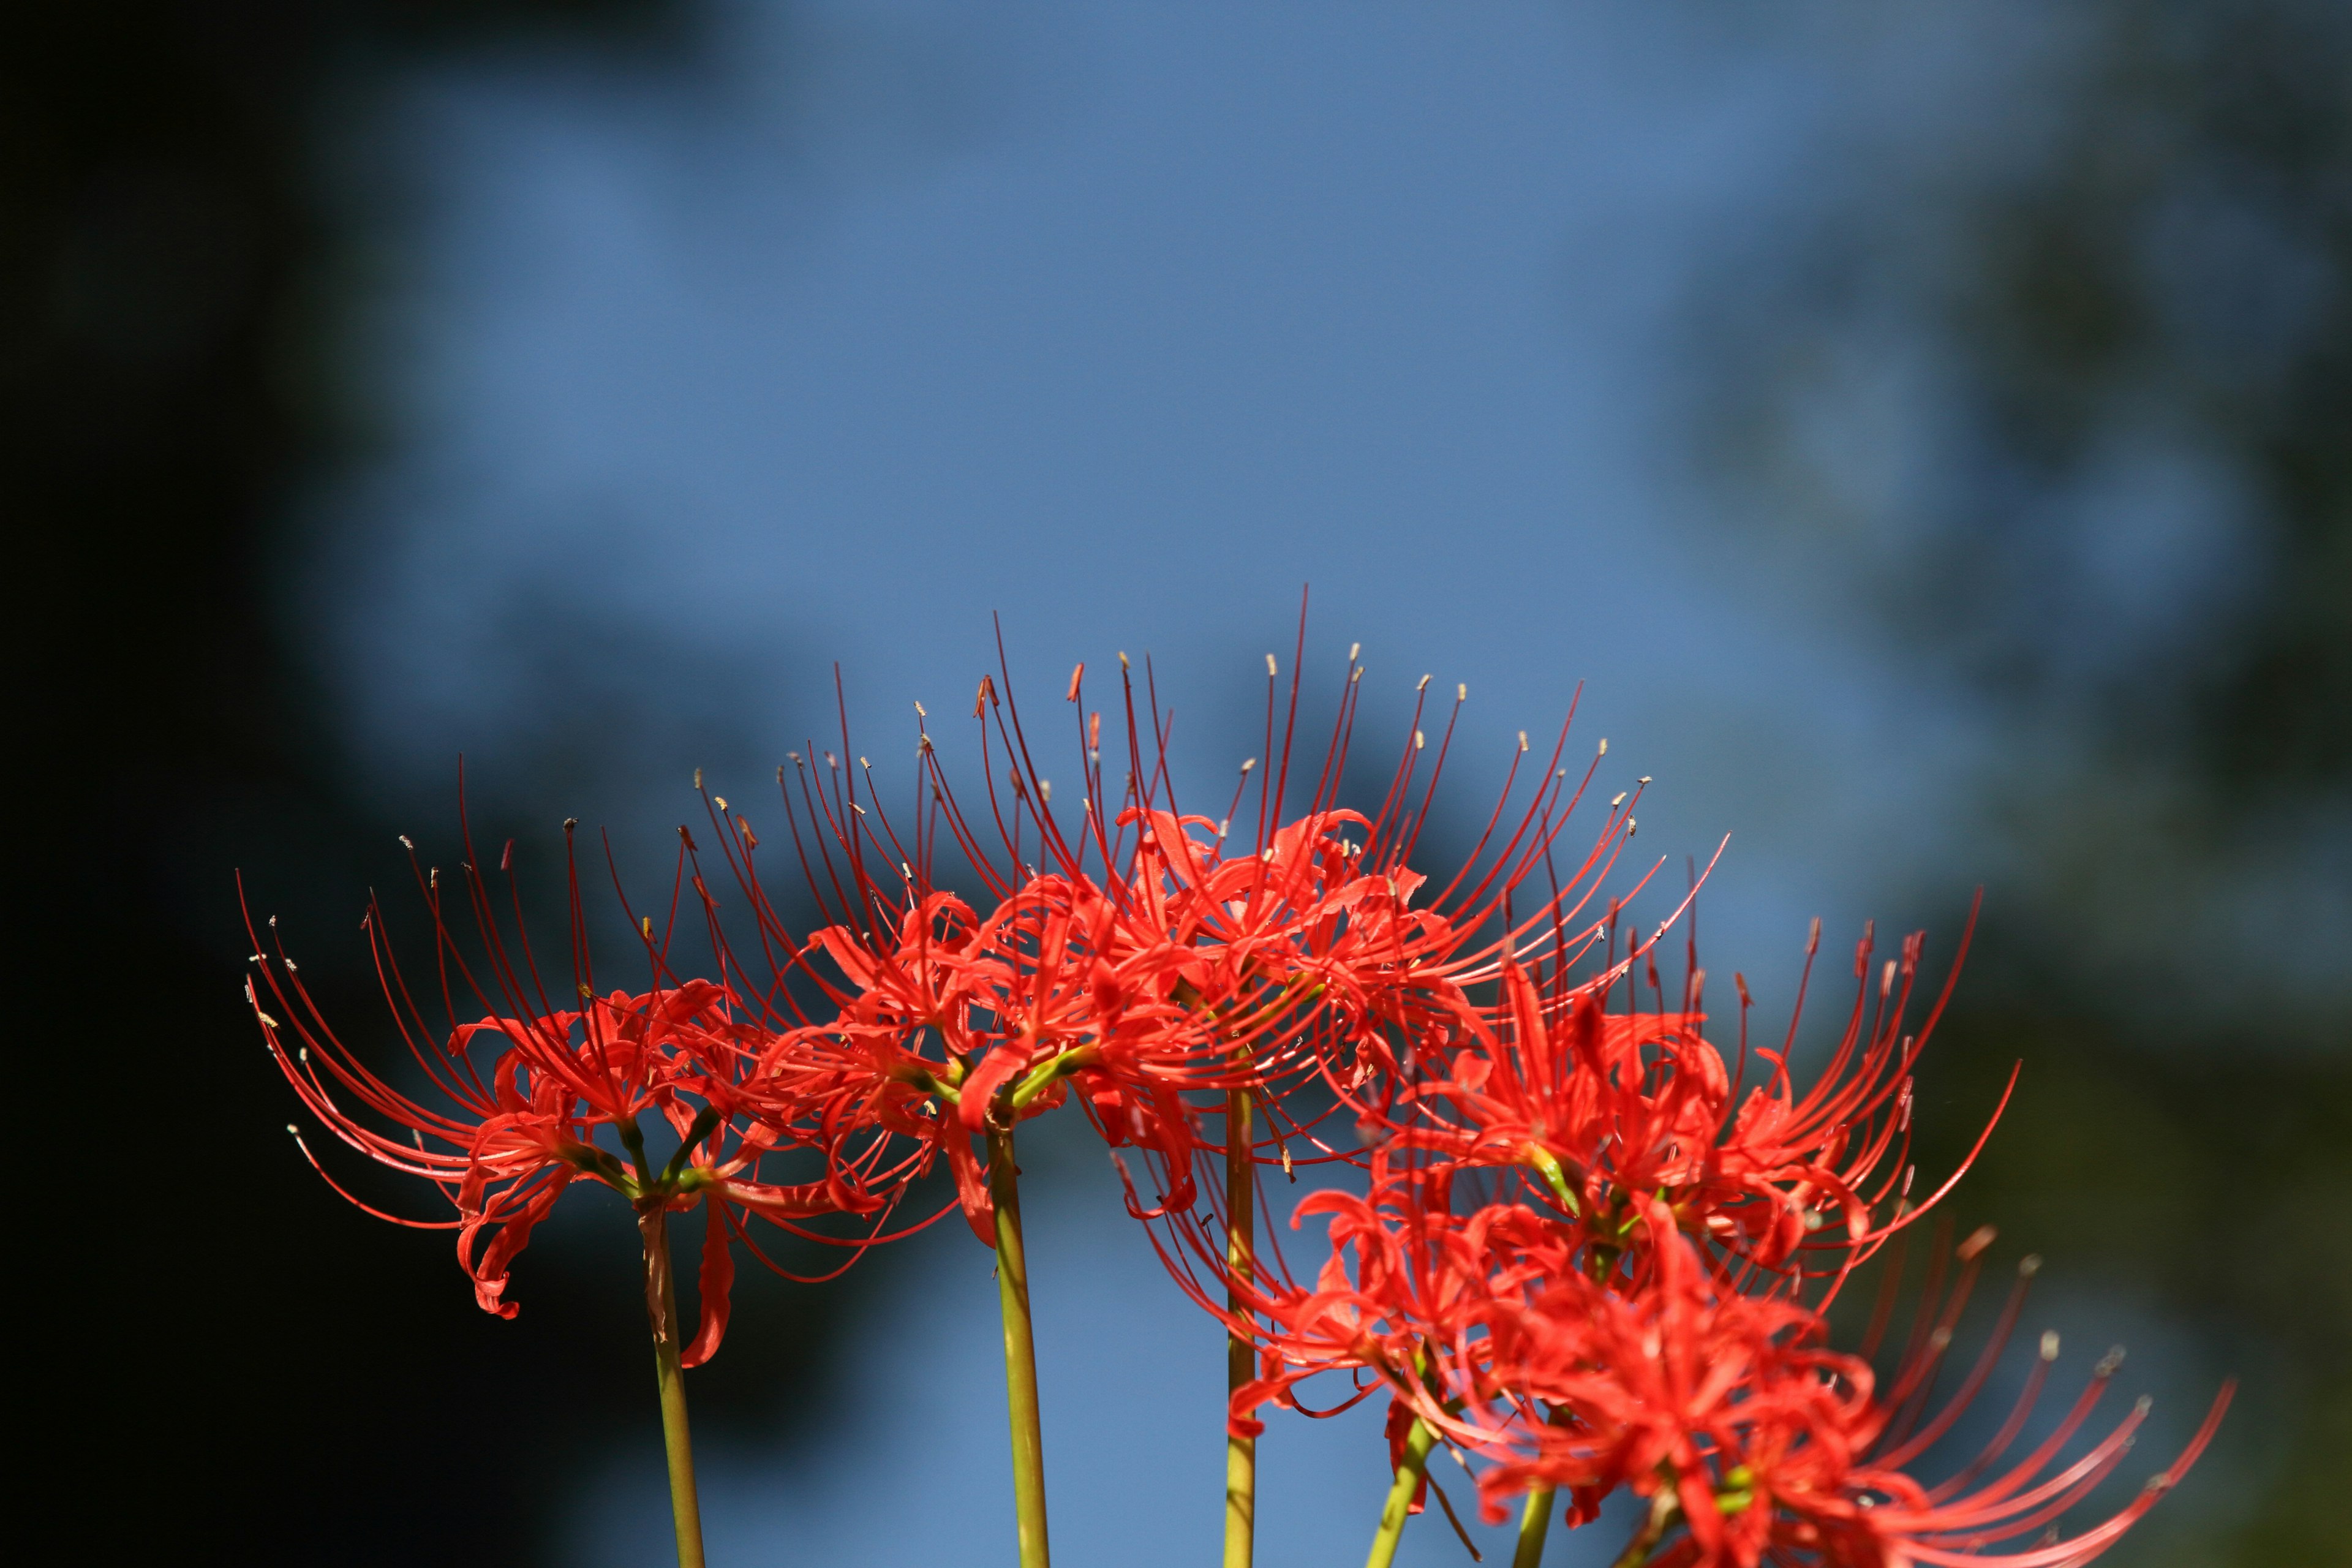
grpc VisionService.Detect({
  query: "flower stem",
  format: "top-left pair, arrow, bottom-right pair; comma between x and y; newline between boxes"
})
1224,1086 -> 1257,1568
636,1207 -> 707,1568
1513,1487 -> 1556,1567
1363,1416 -> 1439,1568
988,1124 -> 1052,1568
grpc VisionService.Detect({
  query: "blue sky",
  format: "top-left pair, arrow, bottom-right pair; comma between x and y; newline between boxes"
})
307,1 -> 2026,955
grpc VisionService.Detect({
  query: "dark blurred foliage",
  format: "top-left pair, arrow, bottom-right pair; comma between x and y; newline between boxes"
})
7,6 -> 860,1562
1691,2 -> 2351,1558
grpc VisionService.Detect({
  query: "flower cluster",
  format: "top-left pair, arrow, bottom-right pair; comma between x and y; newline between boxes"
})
1158,900 -> 2231,1566
251,634 -> 2225,1568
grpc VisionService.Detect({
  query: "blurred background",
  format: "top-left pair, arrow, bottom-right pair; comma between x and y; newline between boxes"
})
15,2 -> 2346,1562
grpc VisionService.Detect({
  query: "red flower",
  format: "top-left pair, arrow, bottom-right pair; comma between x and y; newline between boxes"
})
1398,961 -> 1722,1229
1371,909 -> 2010,1276
1183,1152 -> 1557,1440
1472,1202 -> 1835,1536
1473,1215 -> 2231,1568
246,829 -> 851,1362
1112,805 -> 1471,1093
1697,916 -> 2003,1272
692,635 -> 1629,1194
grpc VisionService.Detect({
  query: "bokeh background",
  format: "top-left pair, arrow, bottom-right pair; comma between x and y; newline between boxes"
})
17,2 -> 2346,1563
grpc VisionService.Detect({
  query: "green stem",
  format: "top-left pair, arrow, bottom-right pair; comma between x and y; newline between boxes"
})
989,1124 -> 1052,1568
1513,1486 -> 1556,1568
1364,1416 -> 1440,1568
636,1207 -> 707,1568
1224,1087 -> 1257,1568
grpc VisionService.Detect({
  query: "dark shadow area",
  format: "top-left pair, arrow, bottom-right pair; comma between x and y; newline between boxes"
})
7,7 -> 867,1562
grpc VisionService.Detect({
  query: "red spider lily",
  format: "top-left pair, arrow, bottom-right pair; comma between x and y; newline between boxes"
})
750,888 -> 1016,1240
1110,805 -> 1474,1088
933,870 -> 1212,1189
1167,1151 -> 2227,1568
244,827 -> 856,1362
1696,913 -> 2007,1274
742,820 -> 1400,1245
1220,1179 -> 1496,1439
1467,1214 -> 2231,1568
1672,1355 -> 2234,1568
1469,1202 -> 1839,1536
1127,1150 -> 1558,1442
1369,904 -> 2012,1278
739,876 -> 1208,1243
686,620 -> 1636,1200
1147,907 -> 2003,1417
1392,962 -> 1722,1231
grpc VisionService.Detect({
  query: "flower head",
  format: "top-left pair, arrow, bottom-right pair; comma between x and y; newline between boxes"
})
247,823 -> 855,1360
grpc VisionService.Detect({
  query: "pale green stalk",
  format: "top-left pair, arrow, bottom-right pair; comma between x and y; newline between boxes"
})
1513,1486 -> 1557,1567
989,1125 -> 1052,1568
1224,1085 -> 1257,1568
636,1207 -> 707,1568
1363,1416 -> 1441,1568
